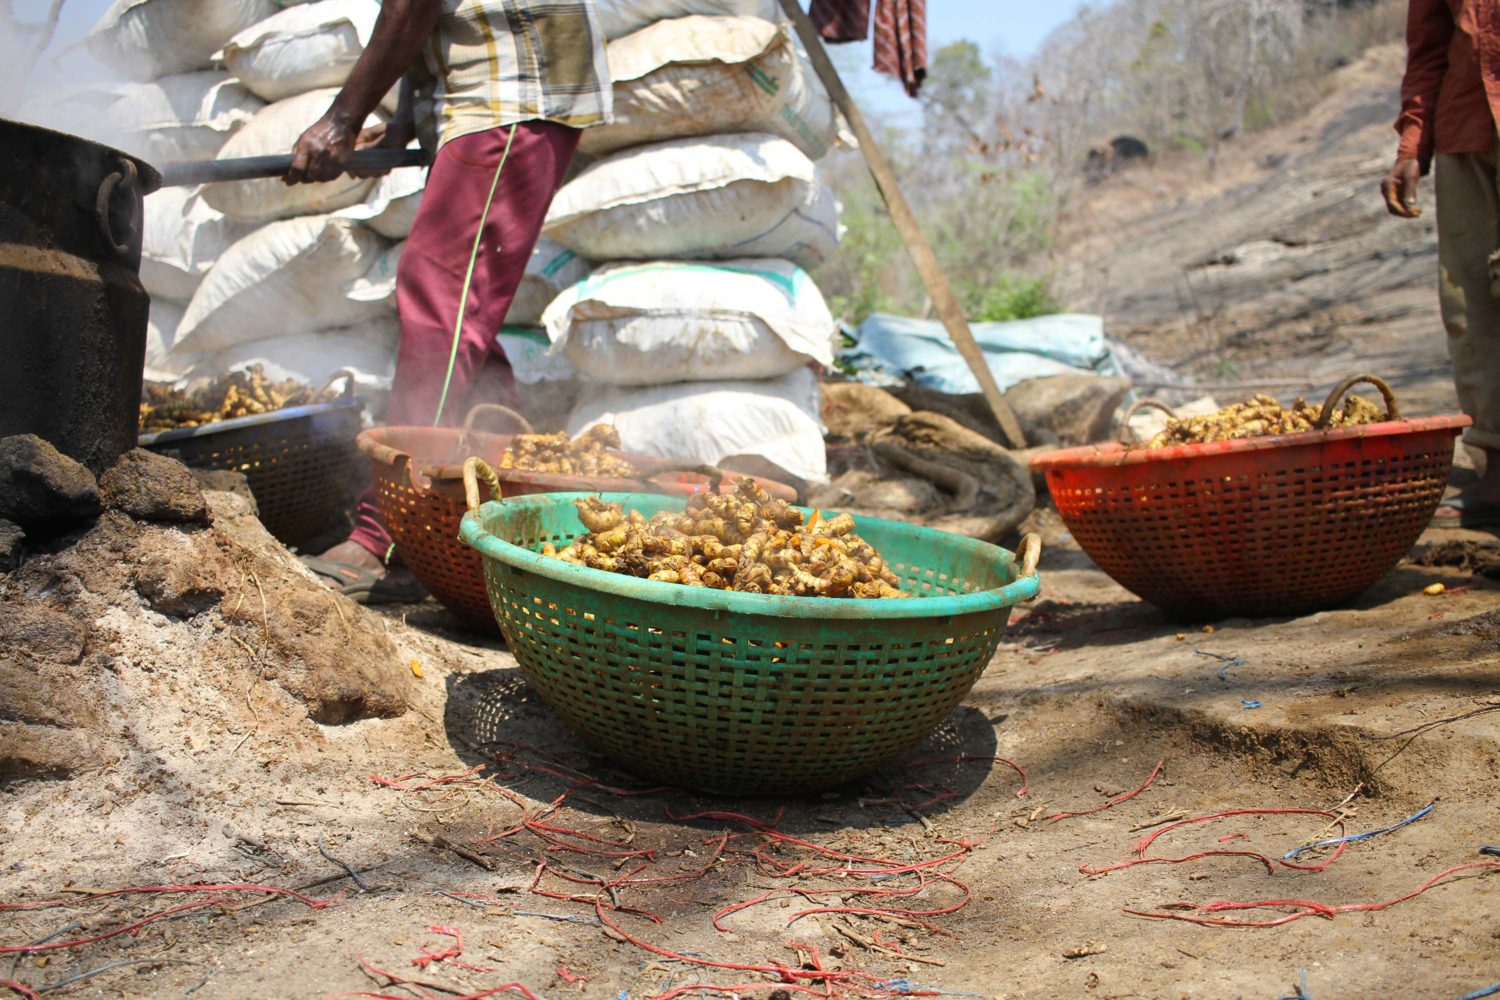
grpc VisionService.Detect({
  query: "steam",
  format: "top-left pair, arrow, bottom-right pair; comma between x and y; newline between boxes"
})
1,0 -> 131,148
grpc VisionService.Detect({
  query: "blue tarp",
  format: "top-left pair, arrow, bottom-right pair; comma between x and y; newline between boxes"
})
841,313 -> 1123,394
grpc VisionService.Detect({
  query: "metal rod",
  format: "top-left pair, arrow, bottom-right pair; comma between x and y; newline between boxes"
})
157,147 -> 431,187
775,0 -> 1029,449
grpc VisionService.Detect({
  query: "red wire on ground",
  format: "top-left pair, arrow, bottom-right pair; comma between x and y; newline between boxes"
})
1080,808 -> 1349,877
1124,859 -> 1500,927
1046,759 -> 1164,822
0,980 -> 39,1000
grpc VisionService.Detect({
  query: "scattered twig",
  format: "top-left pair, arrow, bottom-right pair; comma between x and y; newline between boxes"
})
34,958 -> 204,995
317,836 -> 374,892
427,835 -> 496,872
832,925 -> 946,967
1061,943 -> 1108,960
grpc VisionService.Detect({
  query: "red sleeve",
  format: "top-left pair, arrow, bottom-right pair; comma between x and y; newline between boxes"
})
1396,0 -> 1454,173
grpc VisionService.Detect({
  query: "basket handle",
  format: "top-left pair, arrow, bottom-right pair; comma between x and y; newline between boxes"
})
1017,533 -> 1042,579
314,368 -> 359,399
463,457 -> 505,514
1117,398 -> 1178,444
635,461 -> 728,494
1315,373 -> 1400,428
462,403 -> 534,436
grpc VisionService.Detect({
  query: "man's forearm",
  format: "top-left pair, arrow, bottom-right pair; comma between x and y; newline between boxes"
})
328,0 -> 440,128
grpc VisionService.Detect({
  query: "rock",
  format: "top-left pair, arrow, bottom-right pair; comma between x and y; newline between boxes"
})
99,449 -> 209,524
192,469 -> 258,514
822,383 -> 912,442
238,585 -> 410,724
134,540 -> 231,618
0,434 -> 99,531
0,518 -> 22,568
0,606 -> 87,664
1003,376 -> 1133,447
0,658 -> 100,780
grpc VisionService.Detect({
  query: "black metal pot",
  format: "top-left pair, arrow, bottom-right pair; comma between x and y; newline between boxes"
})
0,119 -> 161,474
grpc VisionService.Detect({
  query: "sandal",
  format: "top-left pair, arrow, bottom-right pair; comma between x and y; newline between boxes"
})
1429,491 -> 1500,530
301,555 -> 429,605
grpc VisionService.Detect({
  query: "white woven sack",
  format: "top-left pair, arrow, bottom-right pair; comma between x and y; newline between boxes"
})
541,258 -> 835,386
496,329 -> 579,385
581,17 -> 834,161
335,165 -> 426,239
566,367 -> 826,484
177,215 -> 389,354
594,0 -> 777,40
508,239 -> 591,327
141,187 -> 257,303
201,89 -> 382,223
545,134 -> 838,270
88,0 -> 277,80
202,314 -> 400,392
111,72 -> 264,162
222,0 -> 381,102
145,299 -> 191,379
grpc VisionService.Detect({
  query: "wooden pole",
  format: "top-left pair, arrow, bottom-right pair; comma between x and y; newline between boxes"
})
777,0 -> 1028,449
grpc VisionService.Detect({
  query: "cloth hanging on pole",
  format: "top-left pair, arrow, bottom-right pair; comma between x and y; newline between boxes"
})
807,0 -> 927,98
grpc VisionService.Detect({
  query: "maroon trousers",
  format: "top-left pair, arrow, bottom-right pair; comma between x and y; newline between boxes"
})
348,121 -> 580,560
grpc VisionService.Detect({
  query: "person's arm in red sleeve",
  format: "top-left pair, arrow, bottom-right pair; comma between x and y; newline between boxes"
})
284,0 -> 440,185
1384,0 -> 1453,218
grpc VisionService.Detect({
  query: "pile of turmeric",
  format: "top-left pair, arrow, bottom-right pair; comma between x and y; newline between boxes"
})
1146,393 -> 1383,448
139,365 -> 341,432
496,424 -> 636,478
543,476 -> 909,599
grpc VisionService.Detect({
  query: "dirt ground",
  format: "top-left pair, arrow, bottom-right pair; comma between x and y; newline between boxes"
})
4,37 -> 1500,1000
2,486 -> 1498,1000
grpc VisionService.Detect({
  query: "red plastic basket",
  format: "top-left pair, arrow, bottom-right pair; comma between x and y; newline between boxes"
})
1029,375 -> 1471,620
359,405 -> 797,632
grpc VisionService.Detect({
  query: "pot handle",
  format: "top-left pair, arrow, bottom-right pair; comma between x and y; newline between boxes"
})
463,403 -> 534,436
1117,398 -> 1179,444
635,461 -> 728,494
1315,373 -> 1399,428
313,369 -> 358,399
96,158 -> 139,258
463,457 -> 504,514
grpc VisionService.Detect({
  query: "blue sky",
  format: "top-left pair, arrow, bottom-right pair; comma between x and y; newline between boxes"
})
17,0 -> 1087,116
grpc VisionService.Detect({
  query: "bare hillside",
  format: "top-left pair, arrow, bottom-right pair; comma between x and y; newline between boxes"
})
1055,45 -> 1457,419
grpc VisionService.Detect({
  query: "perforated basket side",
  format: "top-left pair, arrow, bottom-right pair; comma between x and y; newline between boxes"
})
485,558 -> 1010,794
462,492 -> 1033,795
1044,427 -> 1459,618
143,403 -> 365,549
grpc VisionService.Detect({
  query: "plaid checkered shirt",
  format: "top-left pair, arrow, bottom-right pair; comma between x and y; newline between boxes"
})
412,0 -> 612,150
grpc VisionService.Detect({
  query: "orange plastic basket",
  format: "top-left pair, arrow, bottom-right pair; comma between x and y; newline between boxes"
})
359,405 -> 798,632
1029,375 -> 1471,620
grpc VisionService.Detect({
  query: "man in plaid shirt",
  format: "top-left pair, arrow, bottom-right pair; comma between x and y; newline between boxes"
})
286,0 -> 611,601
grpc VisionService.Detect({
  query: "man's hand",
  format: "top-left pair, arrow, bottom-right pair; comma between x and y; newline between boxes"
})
348,119 -> 418,178
1382,157 -> 1423,218
284,112 -> 359,186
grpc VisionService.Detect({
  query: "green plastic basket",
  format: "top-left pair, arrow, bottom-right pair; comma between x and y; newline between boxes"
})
459,490 -> 1040,795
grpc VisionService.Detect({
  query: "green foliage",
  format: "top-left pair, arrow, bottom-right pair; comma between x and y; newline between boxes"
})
962,275 -> 1058,323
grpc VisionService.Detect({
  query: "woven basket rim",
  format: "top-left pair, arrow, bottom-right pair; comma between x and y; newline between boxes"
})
460,491 -> 1039,621
138,396 -> 364,447
357,425 -> 797,500
1028,414 -> 1471,472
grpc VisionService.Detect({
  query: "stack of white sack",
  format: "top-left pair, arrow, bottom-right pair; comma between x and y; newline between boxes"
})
91,0 -> 417,396
542,259 -> 833,485
536,8 -> 842,488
